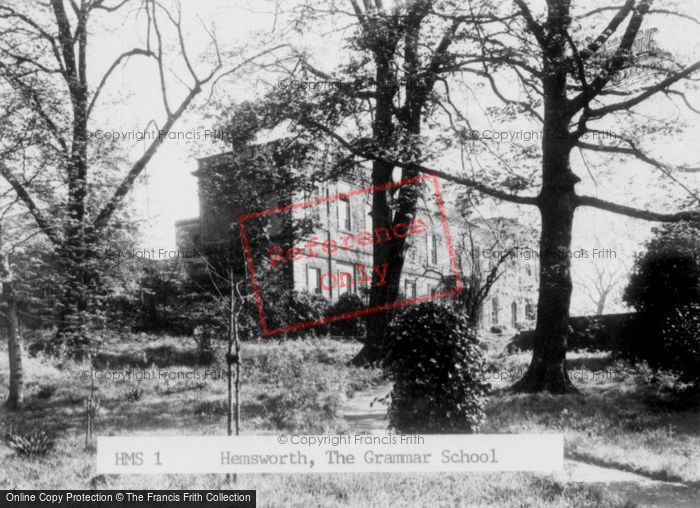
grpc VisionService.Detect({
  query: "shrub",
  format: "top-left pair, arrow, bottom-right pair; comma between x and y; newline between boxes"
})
624,222 -> 700,316
382,302 -> 488,433
194,399 -> 228,417
621,222 -> 700,375
325,293 -> 365,337
4,426 -> 56,457
36,384 -> 58,400
124,386 -> 144,402
265,290 -> 329,337
193,326 -> 215,364
657,304 -> 700,386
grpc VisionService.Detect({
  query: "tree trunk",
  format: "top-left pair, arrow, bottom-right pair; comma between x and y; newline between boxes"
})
354,168 -> 421,365
596,293 -> 607,315
352,52 -> 398,365
356,160 -> 398,365
5,280 -> 24,409
512,189 -> 578,393
54,269 -> 91,356
512,120 -> 579,393
54,240 -> 95,357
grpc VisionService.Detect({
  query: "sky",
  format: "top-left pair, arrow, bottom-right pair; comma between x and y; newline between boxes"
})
77,0 -> 700,314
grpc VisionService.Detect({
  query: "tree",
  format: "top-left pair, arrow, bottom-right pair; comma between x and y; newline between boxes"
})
0,87 -> 47,408
457,215 -> 538,328
263,0 -> 505,364
0,0 -> 285,353
462,0 -> 700,392
423,215 -> 531,328
576,260 -> 628,315
0,216 -> 25,409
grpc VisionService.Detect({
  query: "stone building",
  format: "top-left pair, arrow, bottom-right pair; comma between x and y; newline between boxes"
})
176,148 -> 538,331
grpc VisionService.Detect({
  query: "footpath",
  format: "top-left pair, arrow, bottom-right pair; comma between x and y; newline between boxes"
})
342,383 -> 700,508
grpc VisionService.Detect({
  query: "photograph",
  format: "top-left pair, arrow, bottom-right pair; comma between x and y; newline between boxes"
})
0,1 -> 699,506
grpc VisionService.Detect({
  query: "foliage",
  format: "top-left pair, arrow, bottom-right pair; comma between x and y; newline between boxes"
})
621,222 -> 700,382
624,222 -> 700,315
35,384 -> 57,400
263,289 -> 329,338
193,399 -> 229,417
124,386 -> 144,403
325,293 -> 365,337
261,361 -> 346,433
658,304 -> 700,387
3,426 -> 56,457
381,302 -> 488,433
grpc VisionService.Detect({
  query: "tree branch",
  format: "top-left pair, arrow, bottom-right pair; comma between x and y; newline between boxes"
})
577,195 -> 700,223
301,119 -> 539,206
514,0 -> 546,47
588,60 -> 700,117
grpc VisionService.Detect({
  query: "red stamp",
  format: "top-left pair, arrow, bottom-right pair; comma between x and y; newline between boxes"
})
238,174 -> 462,336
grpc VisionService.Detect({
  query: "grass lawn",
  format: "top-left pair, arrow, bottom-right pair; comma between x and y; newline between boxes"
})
483,347 -> 700,486
0,331 -> 693,506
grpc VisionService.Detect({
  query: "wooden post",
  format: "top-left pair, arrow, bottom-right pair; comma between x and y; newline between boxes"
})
227,270 -> 241,483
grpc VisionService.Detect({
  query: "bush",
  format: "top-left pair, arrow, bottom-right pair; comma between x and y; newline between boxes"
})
193,399 -> 228,417
621,222 -> 700,376
658,304 -> 700,386
124,386 -> 144,402
325,293 -> 365,337
624,222 -> 700,315
4,426 -> 56,457
36,384 -> 58,400
266,290 -> 329,337
193,326 -> 215,364
382,302 -> 488,433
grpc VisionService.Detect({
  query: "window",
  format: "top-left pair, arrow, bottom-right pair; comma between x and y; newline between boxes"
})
310,186 -> 322,223
308,267 -> 322,295
525,302 -> 536,321
406,239 -> 415,262
430,234 -> 438,265
511,301 -> 518,327
337,262 -> 355,295
491,298 -> 500,325
338,196 -> 351,231
404,280 -> 417,298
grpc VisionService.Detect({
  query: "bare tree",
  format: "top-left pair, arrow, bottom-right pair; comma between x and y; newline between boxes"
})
576,261 -> 628,315
448,218 -> 524,328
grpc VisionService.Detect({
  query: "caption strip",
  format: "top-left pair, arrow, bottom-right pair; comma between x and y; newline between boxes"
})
97,434 -> 563,474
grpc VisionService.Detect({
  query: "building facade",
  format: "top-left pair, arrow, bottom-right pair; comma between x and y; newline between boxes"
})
176,150 -> 538,331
